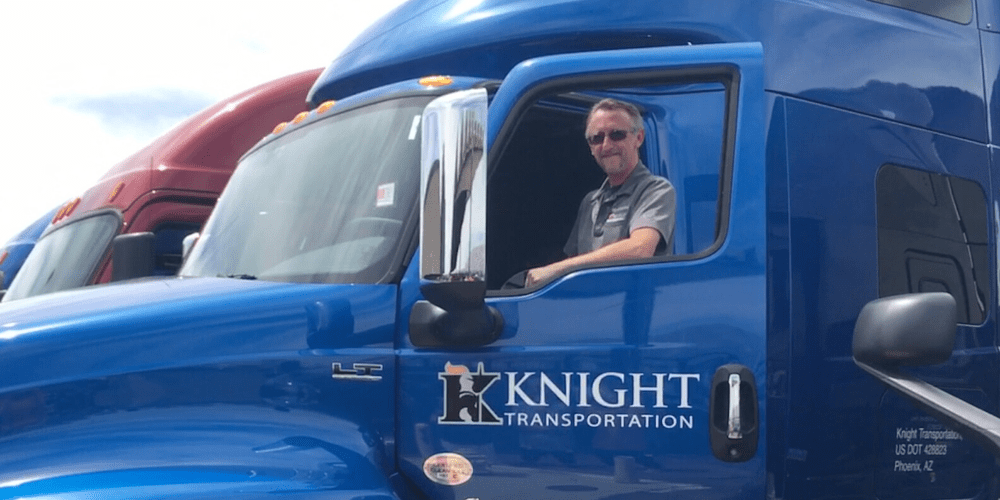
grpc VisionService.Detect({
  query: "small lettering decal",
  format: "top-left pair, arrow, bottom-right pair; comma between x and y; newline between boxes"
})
890,425 -> 962,474
423,453 -> 473,486
332,362 -> 383,381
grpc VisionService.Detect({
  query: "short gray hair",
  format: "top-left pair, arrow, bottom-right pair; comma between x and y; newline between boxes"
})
587,98 -> 643,131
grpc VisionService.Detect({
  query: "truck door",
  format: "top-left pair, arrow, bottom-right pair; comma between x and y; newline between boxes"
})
400,43 -> 766,499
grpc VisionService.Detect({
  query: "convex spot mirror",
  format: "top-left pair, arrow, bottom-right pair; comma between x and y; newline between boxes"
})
853,292 -> 957,367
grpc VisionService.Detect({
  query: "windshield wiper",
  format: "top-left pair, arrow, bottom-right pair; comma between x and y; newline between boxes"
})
222,274 -> 258,280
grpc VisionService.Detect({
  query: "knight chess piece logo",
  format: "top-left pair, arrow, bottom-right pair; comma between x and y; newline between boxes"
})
439,362 -> 501,425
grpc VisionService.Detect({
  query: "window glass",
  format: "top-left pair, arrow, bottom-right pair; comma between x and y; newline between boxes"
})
4,212 -> 121,301
181,96 -> 431,284
151,222 -> 202,276
876,164 -> 989,324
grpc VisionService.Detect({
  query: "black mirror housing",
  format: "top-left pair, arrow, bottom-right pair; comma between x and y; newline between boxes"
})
852,292 -> 956,367
409,299 -> 503,348
410,281 -> 503,347
111,232 -> 156,282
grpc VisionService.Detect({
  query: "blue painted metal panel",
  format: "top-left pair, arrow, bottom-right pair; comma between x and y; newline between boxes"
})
312,0 -> 986,143
761,0 -> 984,143
635,90 -> 725,254
979,0 -> 1000,32
763,93 -> 793,499
779,96 -> 996,497
984,29 -> 1000,145
0,278 -> 399,498
3,416 -> 400,499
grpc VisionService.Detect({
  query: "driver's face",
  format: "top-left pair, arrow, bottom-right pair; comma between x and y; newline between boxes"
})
585,109 -> 644,184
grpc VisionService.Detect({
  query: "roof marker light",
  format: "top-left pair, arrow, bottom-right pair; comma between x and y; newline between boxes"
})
291,111 -> 310,124
108,181 -> 125,202
53,198 -> 81,224
419,76 -> 453,87
53,199 -> 73,223
272,122 -> 289,135
317,100 -> 336,114
64,198 -> 81,219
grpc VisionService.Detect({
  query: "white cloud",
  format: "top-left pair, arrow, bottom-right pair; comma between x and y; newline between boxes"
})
0,0 -> 408,245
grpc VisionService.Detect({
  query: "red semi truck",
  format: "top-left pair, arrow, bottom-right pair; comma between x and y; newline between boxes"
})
1,68 -> 321,301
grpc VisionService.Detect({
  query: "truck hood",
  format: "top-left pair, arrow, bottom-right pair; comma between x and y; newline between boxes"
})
0,277 -> 398,391
0,277 -> 399,497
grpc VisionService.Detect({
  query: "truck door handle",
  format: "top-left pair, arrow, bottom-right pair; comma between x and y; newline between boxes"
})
727,373 -> 743,439
709,364 -> 759,462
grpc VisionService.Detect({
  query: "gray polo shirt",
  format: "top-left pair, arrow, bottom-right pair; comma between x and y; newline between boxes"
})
564,163 -> 676,257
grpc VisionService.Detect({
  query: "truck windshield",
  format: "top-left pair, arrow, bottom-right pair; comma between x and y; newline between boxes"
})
181,96 -> 430,284
4,211 -> 121,301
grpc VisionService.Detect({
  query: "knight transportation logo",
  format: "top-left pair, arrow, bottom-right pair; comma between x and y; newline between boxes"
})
439,362 -> 502,425
438,362 -> 701,430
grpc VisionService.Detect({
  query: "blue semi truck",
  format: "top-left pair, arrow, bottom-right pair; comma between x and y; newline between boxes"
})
1,0 -> 998,498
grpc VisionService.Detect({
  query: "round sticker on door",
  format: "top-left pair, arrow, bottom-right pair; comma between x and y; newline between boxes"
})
423,452 -> 473,486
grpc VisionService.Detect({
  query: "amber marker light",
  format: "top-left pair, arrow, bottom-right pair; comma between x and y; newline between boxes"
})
419,76 -> 453,87
64,198 -> 81,218
52,205 -> 67,224
52,198 -> 78,224
316,100 -> 336,114
291,111 -> 310,125
107,181 -> 125,203
272,122 -> 289,135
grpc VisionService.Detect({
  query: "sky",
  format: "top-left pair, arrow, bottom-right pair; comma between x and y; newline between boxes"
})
0,0 -> 411,245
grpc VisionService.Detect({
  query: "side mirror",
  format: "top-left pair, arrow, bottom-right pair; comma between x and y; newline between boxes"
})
852,292 -> 1000,457
182,232 -> 200,261
418,88 -> 488,283
111,232 -> 155,282
409,88 -> 503,347
853,292 -> 956,367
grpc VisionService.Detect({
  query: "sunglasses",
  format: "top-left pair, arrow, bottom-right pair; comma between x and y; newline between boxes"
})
586,129 -> 630,146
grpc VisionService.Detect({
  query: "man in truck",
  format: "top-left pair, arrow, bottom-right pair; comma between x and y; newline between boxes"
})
524,98 -> 676,286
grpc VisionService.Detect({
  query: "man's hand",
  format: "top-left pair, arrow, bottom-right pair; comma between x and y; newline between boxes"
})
525,262 -> 566,286
525,227 -> 660,286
